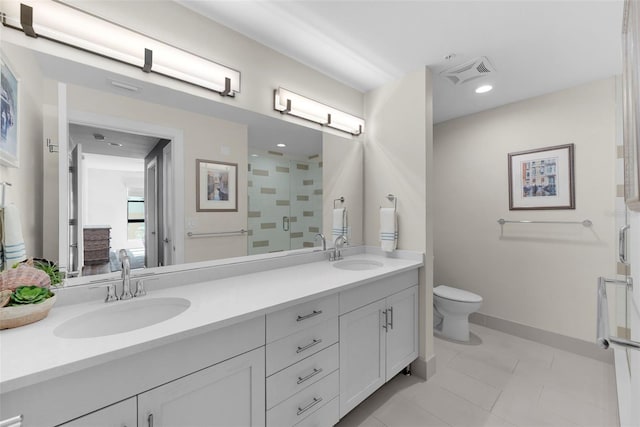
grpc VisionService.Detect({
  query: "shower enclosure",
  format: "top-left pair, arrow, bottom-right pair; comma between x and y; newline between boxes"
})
247,153 -> 322,255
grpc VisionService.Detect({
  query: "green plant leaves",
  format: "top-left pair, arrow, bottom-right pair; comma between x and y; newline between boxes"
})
9,286 -> 54,306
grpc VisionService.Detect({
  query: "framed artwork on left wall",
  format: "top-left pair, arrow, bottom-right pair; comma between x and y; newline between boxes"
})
0,53 -> 19,168
196,159 -> 238,212
508,144 -> 575,210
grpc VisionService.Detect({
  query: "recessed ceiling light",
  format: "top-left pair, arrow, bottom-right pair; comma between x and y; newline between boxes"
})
475,85 -> 493,94
251,154 -> 259,157
93,133 -> 105,141
108,142 -> 123,147
276,143 -> 286,147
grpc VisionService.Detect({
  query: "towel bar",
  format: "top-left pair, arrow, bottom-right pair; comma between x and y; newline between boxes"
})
333,196 -> 345,208
596,277 -> 640,351
187,229 -> 247,238
497,218 -> 592,227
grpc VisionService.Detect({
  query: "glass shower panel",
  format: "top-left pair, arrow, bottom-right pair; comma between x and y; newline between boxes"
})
248,156 -> 291,255
289,159 -> 323,250
247,154 -> 323,255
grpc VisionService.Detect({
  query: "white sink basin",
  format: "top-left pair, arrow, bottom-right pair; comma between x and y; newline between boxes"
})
54,297 -> 191,339
333,259 -> 384,271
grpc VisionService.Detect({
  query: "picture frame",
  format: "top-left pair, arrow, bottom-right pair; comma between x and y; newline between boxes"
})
196,159 -> 238,212
0,53 -> 19,168
622,0 -> 640,211
508,144 -> 575,210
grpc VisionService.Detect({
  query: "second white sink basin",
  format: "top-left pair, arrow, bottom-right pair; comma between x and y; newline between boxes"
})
54,297 -> 191,339
333,259 -> 384,271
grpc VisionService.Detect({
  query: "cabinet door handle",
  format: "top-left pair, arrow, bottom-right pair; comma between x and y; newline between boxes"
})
388,306 -> 394,330
0,415 -> 23,427
382,309 -> 388,330
297,310 -> 322,322
619,225 -> 630,264
296,338 -> 322,354
283,216 -> 290,231
297,397 -> 323,416
297,367 -> 323,384
148,413 -> 154,427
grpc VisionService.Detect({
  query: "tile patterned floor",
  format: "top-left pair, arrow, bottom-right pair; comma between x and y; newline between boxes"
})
336,324 -> 619,427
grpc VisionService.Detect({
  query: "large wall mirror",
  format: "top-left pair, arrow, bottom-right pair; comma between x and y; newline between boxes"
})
1,36 -> 364,284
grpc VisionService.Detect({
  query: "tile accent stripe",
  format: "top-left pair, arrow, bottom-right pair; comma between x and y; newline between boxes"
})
253,169 -> 269,176
276,200 -> 290,206
276,166 -> 290,173
261,223 -> 276,229
261,187 -> 276,194
248,211 -> 261,218
252,240 -> 269,248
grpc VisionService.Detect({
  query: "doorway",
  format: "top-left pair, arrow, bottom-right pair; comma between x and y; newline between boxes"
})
67,122 -> 172,276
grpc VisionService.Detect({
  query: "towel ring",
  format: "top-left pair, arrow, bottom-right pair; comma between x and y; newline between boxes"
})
333,196 -> 345,209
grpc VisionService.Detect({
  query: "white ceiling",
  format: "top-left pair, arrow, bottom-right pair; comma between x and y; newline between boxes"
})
178,0 -> 625,123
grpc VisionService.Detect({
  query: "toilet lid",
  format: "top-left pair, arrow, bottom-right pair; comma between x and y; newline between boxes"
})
434,285 -> 482,303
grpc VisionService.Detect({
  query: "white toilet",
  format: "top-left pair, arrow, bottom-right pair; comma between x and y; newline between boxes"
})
433,285 -> 483,342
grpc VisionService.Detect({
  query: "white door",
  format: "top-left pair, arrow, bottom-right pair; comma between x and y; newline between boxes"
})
385,286 -> 419,380
628,209 -> 640,425
162,143 -> 173,266
59,397 -> 136,427
339,299 -> 386,418
138,347 -> 265,427
145,158 -> 158,268
69,142 -> 84,275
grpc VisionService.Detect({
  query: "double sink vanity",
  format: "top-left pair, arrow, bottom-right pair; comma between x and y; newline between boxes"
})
0,247 -> 423,427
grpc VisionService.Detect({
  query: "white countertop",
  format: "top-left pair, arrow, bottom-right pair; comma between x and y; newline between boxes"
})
0,252 -> 422,393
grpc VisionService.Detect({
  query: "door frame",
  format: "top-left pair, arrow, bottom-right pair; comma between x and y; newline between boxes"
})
145,156 -> 159,268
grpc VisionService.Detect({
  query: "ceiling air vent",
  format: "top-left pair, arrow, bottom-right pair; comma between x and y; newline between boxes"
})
440,56 -> 495,86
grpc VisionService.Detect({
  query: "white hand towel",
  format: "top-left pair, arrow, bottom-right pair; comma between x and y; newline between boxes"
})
3,204 -> 26,269
379,207 -> 398,252
332,207 -> 348,240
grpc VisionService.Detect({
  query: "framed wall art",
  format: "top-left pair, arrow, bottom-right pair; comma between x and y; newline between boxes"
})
0,53 -> 19,168
196,159 -> 238,212
622,0 -> 640,211
508,144 -> 575,210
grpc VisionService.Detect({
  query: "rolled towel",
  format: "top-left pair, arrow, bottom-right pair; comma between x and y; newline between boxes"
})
379,207 -> 398,252
332,207 -> 348,240
2,204 -> 26,269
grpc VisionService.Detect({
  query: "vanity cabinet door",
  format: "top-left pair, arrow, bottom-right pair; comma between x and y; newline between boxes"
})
385,286 -> 419,380
58,397 -> 136,427
137,347 -> 265,427
338,299 -> 386,418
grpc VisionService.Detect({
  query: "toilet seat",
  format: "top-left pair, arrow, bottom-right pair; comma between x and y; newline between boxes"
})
434,285 -> 482,303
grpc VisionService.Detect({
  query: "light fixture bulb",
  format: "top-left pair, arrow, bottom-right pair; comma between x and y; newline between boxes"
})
276,143 -> 287,148
475,85 -> 493,94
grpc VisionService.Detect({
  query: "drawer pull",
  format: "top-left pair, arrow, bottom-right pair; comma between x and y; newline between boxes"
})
297,310 -> 323,322
297,338 -> 322,354
297,397 -> 323,416
0,415 -> 23,427
297,367 -> 323,384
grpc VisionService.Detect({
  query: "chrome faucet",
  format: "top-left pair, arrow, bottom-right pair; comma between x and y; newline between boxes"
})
119,249 -> 133,300
330,235 -> 348,261
314,233 -> 327,251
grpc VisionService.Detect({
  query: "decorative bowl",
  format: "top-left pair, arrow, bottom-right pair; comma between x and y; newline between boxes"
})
0,295 -> 57,329
0,266 -> 51,291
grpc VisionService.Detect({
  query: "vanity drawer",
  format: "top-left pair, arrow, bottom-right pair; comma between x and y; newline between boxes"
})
267,294 -> 338,343
294,396 -> 339,427
266,318 -> 338,375
267,343 -> 339,409
267,370 -> 339,427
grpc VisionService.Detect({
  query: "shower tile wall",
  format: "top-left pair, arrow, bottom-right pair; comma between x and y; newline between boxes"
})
248,154 -> 322,255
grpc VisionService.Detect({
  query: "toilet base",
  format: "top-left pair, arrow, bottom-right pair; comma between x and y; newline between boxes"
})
440,314 -> 471,342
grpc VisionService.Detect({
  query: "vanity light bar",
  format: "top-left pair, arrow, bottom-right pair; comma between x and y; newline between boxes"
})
2,1 -> 240,97
274,87 -> 365,136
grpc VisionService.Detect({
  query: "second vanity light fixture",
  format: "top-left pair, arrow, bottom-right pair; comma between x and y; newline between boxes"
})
2,1 -> 240,96
274,87 -> 365,136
